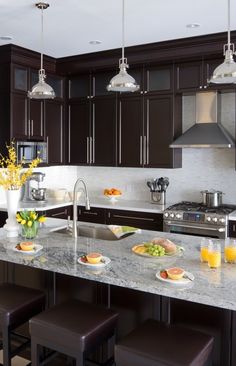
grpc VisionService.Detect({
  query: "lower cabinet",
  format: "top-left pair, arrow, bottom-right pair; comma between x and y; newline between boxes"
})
77,206 -> 163,231
0,211 -> 7,227
43,206 -> 72,220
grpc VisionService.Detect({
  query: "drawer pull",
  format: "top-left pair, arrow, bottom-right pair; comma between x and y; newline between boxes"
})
233,224 -> 236,232
83,211 -> 98,216
51,211 -> 66,217
112,214 -> 154,222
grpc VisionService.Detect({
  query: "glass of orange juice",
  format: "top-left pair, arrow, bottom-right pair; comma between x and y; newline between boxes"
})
200,238 -> 209,263
208,241 -> 221,269
224,239 -> 236,263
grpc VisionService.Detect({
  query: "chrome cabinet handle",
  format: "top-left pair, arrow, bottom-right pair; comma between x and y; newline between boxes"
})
146,99 -> 149,165
68,106 -> 71,163
92,103 -> 95,164
46,136 -> 49,164
113,214 -> 154,222
28,119 -> 31,138
31,120 -> 33,136
82,211 -> 98,216
86,137 -> 89,164
140,136 -> 143,165
143,136 -> 147,165
233,224 -> 236,232
119,102 -> 122,164
90,137 -> 93,164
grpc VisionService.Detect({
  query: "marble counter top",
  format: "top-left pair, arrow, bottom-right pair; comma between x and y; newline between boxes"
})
0,197 -> 167,214
0,219 -> 235,311
229,211 -> 236,221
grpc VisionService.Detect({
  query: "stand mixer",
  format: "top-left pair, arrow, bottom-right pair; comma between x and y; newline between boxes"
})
22,172 -> 47,202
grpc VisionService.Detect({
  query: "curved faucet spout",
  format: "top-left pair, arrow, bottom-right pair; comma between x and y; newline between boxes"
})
73,178 -> 90,238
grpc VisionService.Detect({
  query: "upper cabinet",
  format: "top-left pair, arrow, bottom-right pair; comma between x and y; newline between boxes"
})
175,57 -> 227,92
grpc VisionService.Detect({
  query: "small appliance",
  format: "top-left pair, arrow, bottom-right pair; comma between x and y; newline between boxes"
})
21,172 -> 46,202
16,141 -> 47,164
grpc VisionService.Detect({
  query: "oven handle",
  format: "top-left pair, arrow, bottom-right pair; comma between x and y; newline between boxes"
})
164,222 -> 225,232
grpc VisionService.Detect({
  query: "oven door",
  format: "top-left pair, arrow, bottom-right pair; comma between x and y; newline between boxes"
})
163,220 -> 226,239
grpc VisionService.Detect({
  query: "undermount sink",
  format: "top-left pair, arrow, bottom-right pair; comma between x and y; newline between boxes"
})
50,225 -> 134,241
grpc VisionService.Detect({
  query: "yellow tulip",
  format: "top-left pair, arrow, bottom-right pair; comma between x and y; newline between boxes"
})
21,220 -> 26,225
38,216 -> 46,223
16,214 -> 22,222
27,220 -> 33,227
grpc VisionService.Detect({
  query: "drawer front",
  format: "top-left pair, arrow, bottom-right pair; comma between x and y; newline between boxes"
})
78,206 -> 106,224
106,209 -> 163,231
228,220 -> 236,238
46,206 -> 72,220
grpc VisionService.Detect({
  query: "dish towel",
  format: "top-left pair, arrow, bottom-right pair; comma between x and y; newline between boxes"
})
108,225 -> 141,239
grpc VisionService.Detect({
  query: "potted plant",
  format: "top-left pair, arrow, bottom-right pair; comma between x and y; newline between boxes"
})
0,141 -> 41,237
16,211 -> 46,239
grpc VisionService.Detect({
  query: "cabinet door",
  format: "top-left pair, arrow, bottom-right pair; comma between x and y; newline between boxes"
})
106,209 -> 163,231
68,101 -> 90,164
11,93 -> 28,139
29,100 -> 44,141
145,94 -> 177,168
118,96 -> 144,167
46,206 -> 72,219
69,74 -> 91,99
92,96 -> 117,166
45,101 -> 64,165
145,65 -> 173,93
93,70 -> 117,97
78,206 -> 106,224
12,65 -> 28,93
175,61 -> 203,91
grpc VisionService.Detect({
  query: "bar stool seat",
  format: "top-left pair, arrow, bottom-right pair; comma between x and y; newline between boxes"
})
115,319 -> 214,366
0,283 -> 45,366
30,299 -> 118,365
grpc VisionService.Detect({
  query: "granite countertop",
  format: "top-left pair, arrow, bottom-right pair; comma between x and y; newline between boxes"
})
0,218 -> 235,311
0,198 -> 168,213
229,211 -> 236,221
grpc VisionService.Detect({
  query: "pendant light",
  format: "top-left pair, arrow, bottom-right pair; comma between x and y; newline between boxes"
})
209,0 -> 236,84
28,2 -> 55,99
107,0 -> 139,92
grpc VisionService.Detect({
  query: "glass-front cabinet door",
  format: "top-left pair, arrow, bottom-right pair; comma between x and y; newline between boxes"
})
12,64 -> 28,93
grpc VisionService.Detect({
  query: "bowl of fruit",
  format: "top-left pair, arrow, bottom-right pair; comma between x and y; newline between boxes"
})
104,188 -> 122,202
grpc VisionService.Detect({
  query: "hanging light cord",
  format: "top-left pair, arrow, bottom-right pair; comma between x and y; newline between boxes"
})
40,4 -> 44,71
227,0 -> 231,49
121,0 -> 125,62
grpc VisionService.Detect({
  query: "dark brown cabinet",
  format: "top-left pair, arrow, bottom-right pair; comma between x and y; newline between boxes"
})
44,206 -> 72,220
145,64 -> 173,94
118,93 -> 181,168
45,100 -> 64,165
78,206 -> 106,224
11,93 -> 44,141
175,58 -> 226,92
106,209 -> 163,231
68,72 -> 117,166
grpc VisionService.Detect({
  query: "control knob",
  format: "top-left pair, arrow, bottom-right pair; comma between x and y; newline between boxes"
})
212,217 -> 218,223
170,213 -> 175,218
175,213 -> 181,219
164,212 -> 169,218
206,217 -> 211,222
219,218 -> 225,223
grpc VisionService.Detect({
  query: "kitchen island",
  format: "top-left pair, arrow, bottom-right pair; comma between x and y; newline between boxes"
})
0,219 -> 235,311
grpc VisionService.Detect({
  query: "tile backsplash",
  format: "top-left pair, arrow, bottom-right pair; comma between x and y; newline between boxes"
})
0,92 -> 235,205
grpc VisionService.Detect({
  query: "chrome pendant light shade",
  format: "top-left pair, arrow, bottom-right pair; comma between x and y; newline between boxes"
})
209,0 -> 236,84
107,0 -> 139,92
28,2 -> 55,99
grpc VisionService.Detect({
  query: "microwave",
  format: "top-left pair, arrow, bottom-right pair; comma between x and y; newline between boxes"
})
16,141 -> 48,164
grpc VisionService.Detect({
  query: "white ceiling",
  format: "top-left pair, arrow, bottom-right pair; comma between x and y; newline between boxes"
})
0,0 -> 236,58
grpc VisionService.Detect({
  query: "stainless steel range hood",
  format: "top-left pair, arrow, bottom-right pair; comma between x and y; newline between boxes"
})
170,91 -> 235,148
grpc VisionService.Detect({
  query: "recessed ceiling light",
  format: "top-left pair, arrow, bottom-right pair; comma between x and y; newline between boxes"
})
0,36 -> 12,41
186,23 -> 201,28
89,40 -> 102,45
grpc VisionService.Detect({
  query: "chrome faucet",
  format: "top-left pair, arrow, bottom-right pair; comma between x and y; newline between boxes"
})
72,178 -> 90,238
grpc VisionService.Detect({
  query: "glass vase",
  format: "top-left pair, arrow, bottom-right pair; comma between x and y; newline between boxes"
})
21,222 -> 38,239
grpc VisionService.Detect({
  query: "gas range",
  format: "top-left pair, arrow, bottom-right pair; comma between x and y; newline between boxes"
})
163,201 -> 236,239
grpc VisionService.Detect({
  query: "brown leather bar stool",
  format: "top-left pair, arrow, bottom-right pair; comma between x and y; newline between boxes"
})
115,319 -> 214,366
30,299 -> 118,366
0,283 -> 45,366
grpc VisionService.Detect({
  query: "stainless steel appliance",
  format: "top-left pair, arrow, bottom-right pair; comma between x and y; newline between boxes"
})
147,177 -> 169,205
22,172 -> 46,202
201,190 -> 224,207
16,141 -> 47,164
163,201 -> 236,239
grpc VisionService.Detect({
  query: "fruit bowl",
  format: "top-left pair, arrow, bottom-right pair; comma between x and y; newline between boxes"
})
104,188 -> 122,201
105,194 -> 122,202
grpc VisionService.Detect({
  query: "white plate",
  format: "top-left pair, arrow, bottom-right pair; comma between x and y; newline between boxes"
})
13,244 -> 43,255
132,244 -> 184,258
78,256 -> 111,268
156,270 -> 194,285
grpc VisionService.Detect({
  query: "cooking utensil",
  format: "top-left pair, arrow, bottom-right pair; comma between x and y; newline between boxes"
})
201,190 -> 224,207
157,177 -> 169,192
